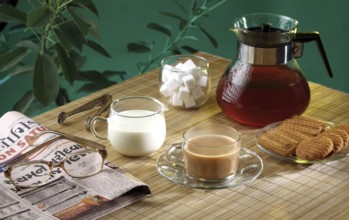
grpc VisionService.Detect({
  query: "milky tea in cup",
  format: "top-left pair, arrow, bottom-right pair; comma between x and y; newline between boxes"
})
91,96 -> 168,157
183,125 -> 241,182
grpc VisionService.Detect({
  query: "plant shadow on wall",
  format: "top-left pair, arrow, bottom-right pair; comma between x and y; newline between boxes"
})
0,0 -> 226,116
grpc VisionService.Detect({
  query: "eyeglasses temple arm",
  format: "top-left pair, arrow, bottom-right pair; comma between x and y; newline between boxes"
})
29,130 -> 107,151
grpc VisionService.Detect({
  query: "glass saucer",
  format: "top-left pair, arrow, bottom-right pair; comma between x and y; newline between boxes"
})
156,143 -> 263,189
256,121 -> 349,164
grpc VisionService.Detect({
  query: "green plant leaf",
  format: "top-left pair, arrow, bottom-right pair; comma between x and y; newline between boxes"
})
27,6 -> 53,28
85,39 -> 111,58
0,65 -> 33,85
55,87 -> 70,106
173,0 -> 188,14
178,19 -> 187,31
12,90 -> 43,116
70,0 -> 99,16
67,6 -> 90,36
21,34 -> 40,44
69,51 -> 87,69
158,11 -> 185,22
78,82 -> 113,93
0,32 -> 5,44
127,43 -> 151,53
199,26 -> 218,48
103,70 -> 127,81
16,40 -> 40,51
181,45 -> 199,53
77,70 -> 112,84
57,21 -> 85,51
55,43 -> 77,85
147,22 -> 172,37
33,53 -> 59,106
9,24 -> 27,34
181,36 -> 198,41
0,4 -> 26,24
76,70 -> 117,92
0,47 -> 30,72
54,28 -> 72,50
191,1 -> 198,11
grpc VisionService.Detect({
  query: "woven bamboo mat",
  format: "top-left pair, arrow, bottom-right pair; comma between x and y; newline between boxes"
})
34,52 -> 349,219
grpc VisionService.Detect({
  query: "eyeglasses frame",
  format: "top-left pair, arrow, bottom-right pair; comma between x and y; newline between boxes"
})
4,130 -> 108,188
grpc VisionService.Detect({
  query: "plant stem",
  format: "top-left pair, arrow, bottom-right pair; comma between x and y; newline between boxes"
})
40,1 -> 64,54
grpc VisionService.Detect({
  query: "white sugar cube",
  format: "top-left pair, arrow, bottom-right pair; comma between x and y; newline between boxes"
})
196,75 -> 208,87
161,64 -> 175,82
178,86 -> 190,100
192,87 -> 205,99
198,69 -> 207,76
174,71 -> 188,83
181,59 -> 197,71
171,93 -> 183,106
183,74 -> 196,89
175,62 -> 183,69
184,96 -> 196,108
190,68 -> 202,79
167,78 -> 181,92
160,84 -> 171,97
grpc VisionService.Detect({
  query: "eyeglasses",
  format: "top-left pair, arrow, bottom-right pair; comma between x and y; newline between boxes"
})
4,131 -> 107,188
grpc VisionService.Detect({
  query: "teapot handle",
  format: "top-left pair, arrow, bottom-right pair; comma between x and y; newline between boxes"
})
294,32 -> 333,78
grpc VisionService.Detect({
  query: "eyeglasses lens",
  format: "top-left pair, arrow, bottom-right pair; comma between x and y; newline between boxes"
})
64,151 -> 103,178
10,163 -> 51,187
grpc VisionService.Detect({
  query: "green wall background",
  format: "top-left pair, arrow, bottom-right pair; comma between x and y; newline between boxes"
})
1,0 -> 348,117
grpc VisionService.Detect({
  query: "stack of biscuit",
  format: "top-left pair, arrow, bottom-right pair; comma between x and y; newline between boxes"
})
258,115 -> 349,160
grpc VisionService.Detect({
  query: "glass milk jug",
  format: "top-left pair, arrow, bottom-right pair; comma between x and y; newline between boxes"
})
216,13 -> 333,127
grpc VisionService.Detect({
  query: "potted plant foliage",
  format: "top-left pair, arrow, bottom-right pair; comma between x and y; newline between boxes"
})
0,0 -> 123,115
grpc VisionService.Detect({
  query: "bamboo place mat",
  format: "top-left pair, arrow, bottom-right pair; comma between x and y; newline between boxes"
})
33,52 -> 349,219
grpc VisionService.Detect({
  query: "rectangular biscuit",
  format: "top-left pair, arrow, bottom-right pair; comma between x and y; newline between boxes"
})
258,132 -> 297,156
291,115 -> 328,131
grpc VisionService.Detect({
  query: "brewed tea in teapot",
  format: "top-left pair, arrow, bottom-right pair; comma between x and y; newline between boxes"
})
216,13 -> 333,126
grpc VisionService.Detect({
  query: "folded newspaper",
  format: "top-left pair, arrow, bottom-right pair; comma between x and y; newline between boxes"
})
0,111 -> 151,220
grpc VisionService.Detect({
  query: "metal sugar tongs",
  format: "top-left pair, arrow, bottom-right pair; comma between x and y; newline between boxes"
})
57,94 -> 112,131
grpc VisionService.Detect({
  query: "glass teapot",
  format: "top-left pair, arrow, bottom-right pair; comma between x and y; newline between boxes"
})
216,13 -> 333,127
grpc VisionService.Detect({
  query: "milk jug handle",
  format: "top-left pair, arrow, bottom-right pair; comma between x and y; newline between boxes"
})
294,32 -> 333,78
90,116 -> 108,140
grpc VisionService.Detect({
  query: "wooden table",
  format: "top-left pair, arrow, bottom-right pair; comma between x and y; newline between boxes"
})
34,52 -> 349,219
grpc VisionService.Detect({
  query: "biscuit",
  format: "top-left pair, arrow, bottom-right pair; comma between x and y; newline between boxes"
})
257,116 -> 347,160
291,115 -> 328,130
258,132 -> 296,157
296,136 -> 333,160
269,129 -> 299,144
278,126 -> 310,142
333,124 -> 349,135
279,123 -> 320,137
283,118 -> 324,133
319,132 -> 344,153
324,128 -> 349,150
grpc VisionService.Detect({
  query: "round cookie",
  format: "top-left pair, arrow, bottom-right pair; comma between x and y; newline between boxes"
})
296,136 -> 333,160
319,132 -> 344,153
324,128 -> 349,149
333,124 -> 349,135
